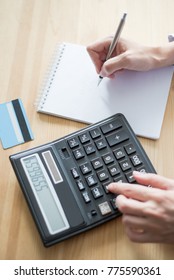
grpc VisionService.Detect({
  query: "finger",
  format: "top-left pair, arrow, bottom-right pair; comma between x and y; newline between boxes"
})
100,53 -> 127,77
124,226 -> 162,243
86,37 -> 113,73
133,171 -> 174,190
87,36 -> 113,53
86,49 -> 103,74
122,214 -> 161,232
108,181 -> 164,202
122,215 -> 161,243
116,194 -> 146,215
124,214 -> 168,243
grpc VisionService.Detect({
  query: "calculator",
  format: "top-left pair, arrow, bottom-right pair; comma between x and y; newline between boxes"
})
10,113 -> 156,247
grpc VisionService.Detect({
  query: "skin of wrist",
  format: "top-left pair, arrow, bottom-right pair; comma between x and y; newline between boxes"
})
152,44 -> 174,68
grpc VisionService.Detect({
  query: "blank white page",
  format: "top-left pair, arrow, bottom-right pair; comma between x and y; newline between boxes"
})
38,43 -> 174,139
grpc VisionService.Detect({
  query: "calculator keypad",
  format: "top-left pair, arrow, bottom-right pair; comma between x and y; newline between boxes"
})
66,116 -> 152,220
11,113 -> 156,246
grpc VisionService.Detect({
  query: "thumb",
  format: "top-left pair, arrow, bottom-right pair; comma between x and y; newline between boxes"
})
100,54 -> 126,77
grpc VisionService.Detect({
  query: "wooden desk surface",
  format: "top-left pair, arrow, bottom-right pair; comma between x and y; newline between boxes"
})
1,0 -> 174,260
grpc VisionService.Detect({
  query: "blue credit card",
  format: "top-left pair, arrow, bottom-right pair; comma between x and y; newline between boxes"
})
0,99 -> 34,149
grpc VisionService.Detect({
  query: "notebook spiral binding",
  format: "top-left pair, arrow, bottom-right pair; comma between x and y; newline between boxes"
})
35,43 -> 66,110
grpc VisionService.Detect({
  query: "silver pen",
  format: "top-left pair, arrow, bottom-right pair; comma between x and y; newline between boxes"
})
98,13 -> 127,86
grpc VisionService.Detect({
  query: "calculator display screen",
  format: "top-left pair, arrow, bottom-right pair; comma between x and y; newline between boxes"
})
21,154 -> 70,235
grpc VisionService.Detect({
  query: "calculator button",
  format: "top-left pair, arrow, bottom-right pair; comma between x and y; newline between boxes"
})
119,159 -> 132,171
90,128 -> 101,139
91,158 -> 103,170
97,169 -> 109,182
82,191 -> 91,203
95,138 -> 107,150
110,197 -> 118,210
60,147 -> 70,159
124,143 -> 136,155
136,166 -> 147,173
79,133 -> 90,144
68,137 -> 79,148
125,171 -> 136,183
84,143 -> 96,155
98,201 -> 112,216
130,154 -> 142,166
106,130 -> 129,147
76,179 -> 85,190
73,148 -> 85,160
102,153 -> 114,165
108,164 -> 120,177
91,209 -> 97,216
71,167 -> 80,179
102,181 -> 111,194
113,148 -> 125,159
91,186 -> 103,199
85,174 -> 98,187
80,162 -> 91,174
100,120 -> 122,134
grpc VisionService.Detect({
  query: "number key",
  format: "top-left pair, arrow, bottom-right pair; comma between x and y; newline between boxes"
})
97,169 -> 109,182
108,164 -> 120,177
102,153 -> 114,165
119,159 -> 131,171
91,158 -> 103,170
113,147 -> 125,159
130,154 -> 142,166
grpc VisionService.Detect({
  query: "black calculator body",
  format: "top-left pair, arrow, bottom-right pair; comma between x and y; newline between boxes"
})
10,114 -> 156,247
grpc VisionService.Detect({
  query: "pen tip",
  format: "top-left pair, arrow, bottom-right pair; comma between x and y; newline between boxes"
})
97,75 -> 103,86
97,77 -> 103,86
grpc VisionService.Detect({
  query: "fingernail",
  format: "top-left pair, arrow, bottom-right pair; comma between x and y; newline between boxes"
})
107,183 -> 113,190
100,65 -> 109,77
133,170 -> 146,176
107,182 -> 117,190
100,69 -> 106,77
133,171 -> 140,175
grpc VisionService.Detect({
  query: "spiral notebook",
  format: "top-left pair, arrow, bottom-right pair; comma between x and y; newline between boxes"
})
37,43 -> 174,139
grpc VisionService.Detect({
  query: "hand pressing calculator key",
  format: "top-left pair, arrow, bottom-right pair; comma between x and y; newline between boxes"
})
10,113 -> 156,247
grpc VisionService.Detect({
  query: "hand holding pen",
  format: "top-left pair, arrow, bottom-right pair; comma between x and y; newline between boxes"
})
98,13 -> 127,85
87,13 -> 127,85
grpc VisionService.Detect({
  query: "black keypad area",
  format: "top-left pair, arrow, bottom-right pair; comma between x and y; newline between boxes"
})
63,114 -> 155,221
10,113 -> 156,246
